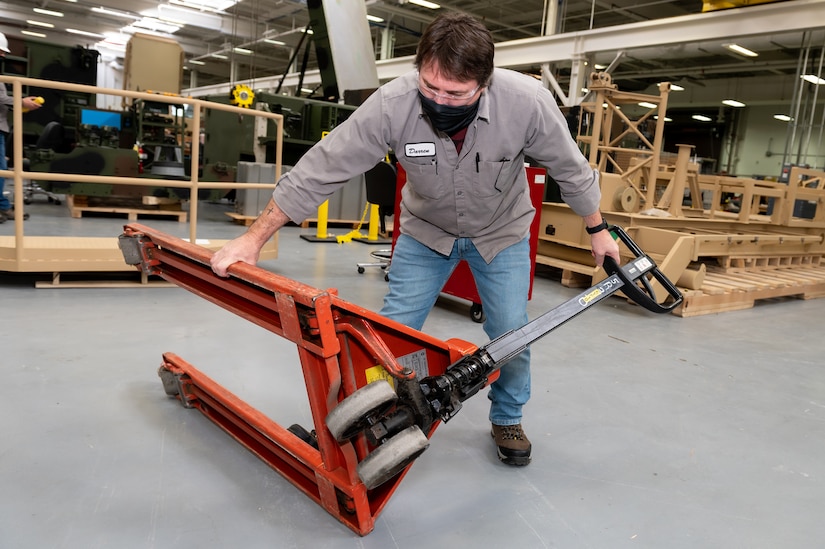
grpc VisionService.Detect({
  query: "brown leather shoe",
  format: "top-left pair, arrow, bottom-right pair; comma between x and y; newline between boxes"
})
0,209 -> 29,221
491,423 -> 532,466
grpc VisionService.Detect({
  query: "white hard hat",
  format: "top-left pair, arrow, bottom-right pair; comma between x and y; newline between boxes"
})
0,32 -> 9,54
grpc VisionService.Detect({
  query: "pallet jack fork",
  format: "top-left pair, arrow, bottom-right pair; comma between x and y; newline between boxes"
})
118,223 -> 682,536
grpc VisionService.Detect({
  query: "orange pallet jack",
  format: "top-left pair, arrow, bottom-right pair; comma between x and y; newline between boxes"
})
118,223 -> 682,536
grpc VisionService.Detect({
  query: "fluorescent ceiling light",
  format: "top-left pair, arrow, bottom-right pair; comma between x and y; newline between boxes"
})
132,17 -> 182,34
801,74 -> 825,85
722,99 -> 746,107
26,20 -> 54,28
653,116 -> 672,122
670,84 -> 685,91
408,0 -> 441,8
169,0 -> 238,12
210,52 -> 228,59
22,30 -> 47,38
189,59 -> 206,65
692,114 -> 712,122
638,101 -> 658,109
67,29 -> 106,38
91,7 -> 139,19
593,64 -> 607,70
263,39 -> 286,46
773,114 -> 792,122
725,43 -> 758,57
33,8 -> 64,17
157,4 -> 222,28
233,47 -> 253,55
366,14 -> 384,23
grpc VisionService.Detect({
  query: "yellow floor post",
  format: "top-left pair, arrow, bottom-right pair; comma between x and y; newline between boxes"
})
317,200 -> 330,239
367,203 -> 380,241
299,200 -> 338,242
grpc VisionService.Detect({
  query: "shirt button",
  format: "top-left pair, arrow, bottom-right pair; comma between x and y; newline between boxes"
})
457,191 -> 463,196
458,213 -> 464,217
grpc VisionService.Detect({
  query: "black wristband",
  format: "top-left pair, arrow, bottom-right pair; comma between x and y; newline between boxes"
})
585,218 -> 609,235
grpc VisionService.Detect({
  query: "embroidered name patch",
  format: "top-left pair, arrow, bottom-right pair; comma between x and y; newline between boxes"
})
405,142 -> 436,157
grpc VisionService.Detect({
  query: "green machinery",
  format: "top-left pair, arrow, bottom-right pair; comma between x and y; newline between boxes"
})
203,90 -> 357,167
4,38 -> 357,202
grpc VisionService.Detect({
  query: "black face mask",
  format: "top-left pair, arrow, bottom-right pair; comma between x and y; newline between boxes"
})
419,92 -> 480,135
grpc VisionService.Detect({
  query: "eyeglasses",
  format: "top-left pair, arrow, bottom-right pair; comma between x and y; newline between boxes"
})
418,75 -> 481,102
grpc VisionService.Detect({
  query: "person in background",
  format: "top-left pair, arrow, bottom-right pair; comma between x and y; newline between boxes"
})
0,31 -> 43,223
210,13 -> 620,466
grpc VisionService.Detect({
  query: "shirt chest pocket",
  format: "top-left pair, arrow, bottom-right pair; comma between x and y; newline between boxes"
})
474,159 -> 514,197
404,160 -> 446,200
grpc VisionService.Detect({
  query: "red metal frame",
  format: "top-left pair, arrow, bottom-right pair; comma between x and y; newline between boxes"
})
120,223 -> 478,536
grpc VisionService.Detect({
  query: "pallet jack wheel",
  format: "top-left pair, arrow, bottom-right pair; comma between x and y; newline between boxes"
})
470,303 -> 485,323
356,425 -> 430,490
325,380 -> 398,442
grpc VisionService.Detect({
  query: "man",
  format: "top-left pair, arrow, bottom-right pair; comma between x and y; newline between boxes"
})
0,31 -> 43,223
211,13 -> 620,466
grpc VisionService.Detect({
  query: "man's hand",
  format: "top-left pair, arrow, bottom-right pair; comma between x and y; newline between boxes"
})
209,198 -> 290,277
590,229 -> 621,268
210,234 -> 262,277
22,96 -> 43,111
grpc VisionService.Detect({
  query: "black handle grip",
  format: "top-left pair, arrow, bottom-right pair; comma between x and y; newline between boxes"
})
601,225 -> 684,314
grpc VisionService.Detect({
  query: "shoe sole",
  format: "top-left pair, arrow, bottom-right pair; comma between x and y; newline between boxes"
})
491,429 -> 531,466
496,448 -> 531,466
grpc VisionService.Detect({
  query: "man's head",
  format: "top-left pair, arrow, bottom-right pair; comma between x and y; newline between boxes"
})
414,13 -> 494,90
0,32 -> 10,56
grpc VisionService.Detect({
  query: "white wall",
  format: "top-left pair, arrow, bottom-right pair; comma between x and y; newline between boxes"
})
721,104 -> 825,177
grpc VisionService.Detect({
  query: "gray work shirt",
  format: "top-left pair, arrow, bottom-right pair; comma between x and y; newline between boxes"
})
0,82 -> 14,134
272,68 -> 601,262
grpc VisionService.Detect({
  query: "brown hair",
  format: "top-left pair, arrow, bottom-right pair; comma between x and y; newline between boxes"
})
414,13 -> 494,86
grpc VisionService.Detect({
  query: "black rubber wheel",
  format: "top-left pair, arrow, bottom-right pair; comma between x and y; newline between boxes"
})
357,266 -> 365,274
356,425 -> 430,489
470,303 -> 485,323
325,381 -> 397,442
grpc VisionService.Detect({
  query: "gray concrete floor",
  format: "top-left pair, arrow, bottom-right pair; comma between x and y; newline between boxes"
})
2,198 -> 824,548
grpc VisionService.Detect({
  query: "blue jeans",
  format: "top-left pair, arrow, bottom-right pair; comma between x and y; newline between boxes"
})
380,233 -> 531,426
0,131 -> 8,211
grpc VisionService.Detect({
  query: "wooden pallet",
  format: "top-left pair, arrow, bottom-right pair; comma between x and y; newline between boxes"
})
67,195 -> 188,222
34,270 -> 175,289
675,265 -> 825,317
225,212 -> 256,226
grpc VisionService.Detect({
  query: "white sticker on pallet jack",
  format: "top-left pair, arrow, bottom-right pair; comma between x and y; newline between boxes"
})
635,257 -> 653,271
397,349 -> 429,378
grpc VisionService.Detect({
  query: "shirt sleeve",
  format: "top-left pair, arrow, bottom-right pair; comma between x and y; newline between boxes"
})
524,86 -> 602,217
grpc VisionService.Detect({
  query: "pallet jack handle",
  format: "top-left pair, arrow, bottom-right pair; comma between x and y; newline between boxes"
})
414,225 -> 683,424
602,224 -> 684,314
